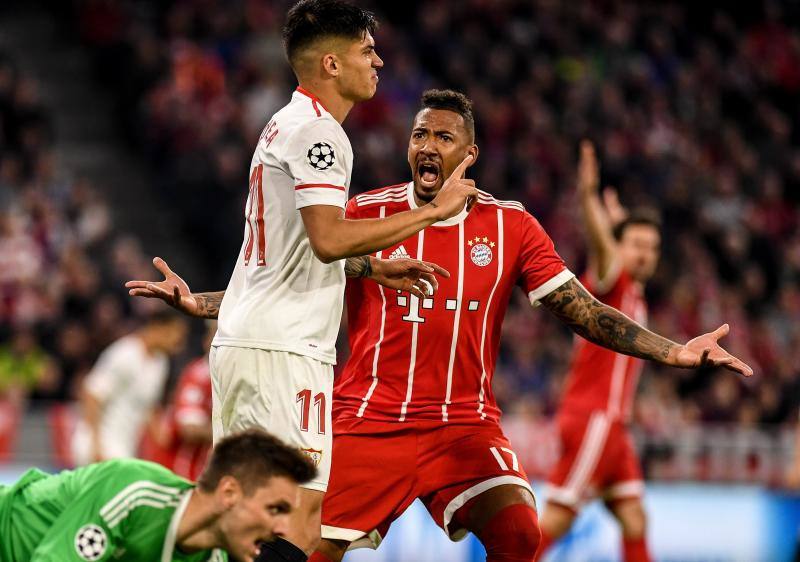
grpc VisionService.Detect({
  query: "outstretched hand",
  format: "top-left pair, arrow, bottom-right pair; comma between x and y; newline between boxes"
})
369,258 -> 450,300
125,257 -> 202,317
673,324 -> 753,377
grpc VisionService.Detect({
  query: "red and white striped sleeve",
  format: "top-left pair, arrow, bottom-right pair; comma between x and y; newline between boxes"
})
518,211 -> 575,306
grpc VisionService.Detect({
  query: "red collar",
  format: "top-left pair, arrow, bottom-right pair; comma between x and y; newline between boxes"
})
295,86 -> 330,114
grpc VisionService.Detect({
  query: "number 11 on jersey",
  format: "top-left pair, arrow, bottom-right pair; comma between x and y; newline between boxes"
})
296,389 -> 327,435
244,164 -> 266,266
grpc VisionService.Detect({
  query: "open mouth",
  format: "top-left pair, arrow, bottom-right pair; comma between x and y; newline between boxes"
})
417,161 -> 440,188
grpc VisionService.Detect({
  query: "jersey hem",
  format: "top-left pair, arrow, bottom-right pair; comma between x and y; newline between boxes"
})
210,339 -> 336,365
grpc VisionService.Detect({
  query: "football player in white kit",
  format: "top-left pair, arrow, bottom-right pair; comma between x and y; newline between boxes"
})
125,1 -> 478,560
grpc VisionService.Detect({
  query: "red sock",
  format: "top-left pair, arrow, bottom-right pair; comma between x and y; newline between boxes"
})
308,553 -> 335,562
534,529 -> 554,561
476,503 -> 541,562
623,537 -> 651,562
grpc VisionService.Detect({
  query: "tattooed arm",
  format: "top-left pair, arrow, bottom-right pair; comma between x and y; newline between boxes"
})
126,257 -> 224,319
191,291 -> 225,319
345,256 -> 451,300
345,256 -> 373,278
540,278 -> 753,375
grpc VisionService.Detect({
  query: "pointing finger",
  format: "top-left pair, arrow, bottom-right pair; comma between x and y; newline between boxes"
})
450,154 -> 474,180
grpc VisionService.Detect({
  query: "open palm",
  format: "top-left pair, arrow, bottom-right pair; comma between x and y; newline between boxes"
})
125,257 -> 201,317
675,324 -> 753,377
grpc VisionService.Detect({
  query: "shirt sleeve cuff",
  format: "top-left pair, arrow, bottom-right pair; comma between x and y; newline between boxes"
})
295,185 -> 347,210
528,269 -> 575,307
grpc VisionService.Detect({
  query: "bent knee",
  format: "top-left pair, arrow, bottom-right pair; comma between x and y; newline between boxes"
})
610,499 -> 647,539
539,502 -> 576,540
479,503 -> 541,560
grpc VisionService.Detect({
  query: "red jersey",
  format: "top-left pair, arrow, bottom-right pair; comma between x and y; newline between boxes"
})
163,357 -> 213,480
334,182 -> 573,427
560,262 -> 648,421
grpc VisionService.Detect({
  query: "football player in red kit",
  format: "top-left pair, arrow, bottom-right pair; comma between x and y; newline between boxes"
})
535,142 -> 660,562
161,320 -> 216,481
311,91 -> 752,562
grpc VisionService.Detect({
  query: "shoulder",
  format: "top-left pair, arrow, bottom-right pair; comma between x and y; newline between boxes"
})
97,335 -> 140,365
475,190 -> 526,213
93,460 -> 190,506
351,183 -> 409,209
287,114 -> 350,149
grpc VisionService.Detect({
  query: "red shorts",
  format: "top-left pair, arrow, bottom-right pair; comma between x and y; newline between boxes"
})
546,411 -> 644,510
321,419 -> 532,549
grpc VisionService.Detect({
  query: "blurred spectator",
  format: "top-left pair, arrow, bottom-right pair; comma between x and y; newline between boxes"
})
71,310 -> 187,466
0,328 -> 57,407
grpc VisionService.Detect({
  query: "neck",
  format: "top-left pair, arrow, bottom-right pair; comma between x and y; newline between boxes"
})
412,183 -> 436,208
297,80 -> 354,123
176,490 -> 221,553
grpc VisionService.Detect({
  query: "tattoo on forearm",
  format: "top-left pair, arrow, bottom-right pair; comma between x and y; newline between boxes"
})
540,279 -> 676,362
345,256 -> 372,278
195,291 -> 225,319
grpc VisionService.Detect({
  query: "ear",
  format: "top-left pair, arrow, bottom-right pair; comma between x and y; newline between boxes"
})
467,144 -> 479,167
322,53 -> 340,77
216,475 -> 243,511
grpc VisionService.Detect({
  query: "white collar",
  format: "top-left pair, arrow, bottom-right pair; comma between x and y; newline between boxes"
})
161,490 -> 197,562
405,182 -> 469,227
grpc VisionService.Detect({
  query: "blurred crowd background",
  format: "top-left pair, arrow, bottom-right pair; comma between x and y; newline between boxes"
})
0,0 -> 798,483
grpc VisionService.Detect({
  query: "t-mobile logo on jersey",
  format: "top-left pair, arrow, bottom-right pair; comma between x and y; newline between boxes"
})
396,289 -> 481,323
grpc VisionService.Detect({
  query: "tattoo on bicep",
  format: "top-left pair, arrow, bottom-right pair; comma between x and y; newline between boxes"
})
195,291 -> 225,319
344,256 -> 371,278
540,279 -> 674,361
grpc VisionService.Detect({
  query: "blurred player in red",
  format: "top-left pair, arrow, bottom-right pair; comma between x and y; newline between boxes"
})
309,92 -> 752,562
160,320 -> 216,481
535,142 -> 660,562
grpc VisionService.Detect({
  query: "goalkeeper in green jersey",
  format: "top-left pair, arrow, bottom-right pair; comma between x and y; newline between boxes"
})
0,429 -> 316,562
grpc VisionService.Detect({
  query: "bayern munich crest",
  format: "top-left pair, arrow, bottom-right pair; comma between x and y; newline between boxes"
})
468,236 -> 495,267
75,524 -> 108,561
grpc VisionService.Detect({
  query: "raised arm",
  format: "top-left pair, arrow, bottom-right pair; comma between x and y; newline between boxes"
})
300,155 -> 477,263
540,277 -> 753,376
577,140 -> 618,281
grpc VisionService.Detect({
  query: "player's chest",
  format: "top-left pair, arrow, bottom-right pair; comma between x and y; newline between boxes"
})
377,221 -> 519,323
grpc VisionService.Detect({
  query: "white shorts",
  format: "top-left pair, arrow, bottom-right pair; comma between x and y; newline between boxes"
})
209,345 -> 333,492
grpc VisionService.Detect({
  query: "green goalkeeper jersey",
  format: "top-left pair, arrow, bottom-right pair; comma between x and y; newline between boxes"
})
0,458 -> 228,562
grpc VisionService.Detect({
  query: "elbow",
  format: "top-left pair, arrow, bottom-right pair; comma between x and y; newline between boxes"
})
308,239 -> 343,264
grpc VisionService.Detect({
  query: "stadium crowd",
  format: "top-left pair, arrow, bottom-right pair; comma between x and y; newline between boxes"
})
1,1 -> 799,479
0,51 -> 172,414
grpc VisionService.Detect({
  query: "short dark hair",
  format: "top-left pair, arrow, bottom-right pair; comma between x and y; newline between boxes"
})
613,208 -> 662,241
197,429 -> 317,494
283,0 -> 377,66
420,89 -> 476,142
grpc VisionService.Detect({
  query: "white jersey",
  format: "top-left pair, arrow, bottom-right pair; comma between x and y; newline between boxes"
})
72,335 -> 169,463
213,87 -> 353,365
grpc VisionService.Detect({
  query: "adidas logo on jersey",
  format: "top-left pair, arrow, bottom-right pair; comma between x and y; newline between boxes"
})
389,245 -> 410,260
